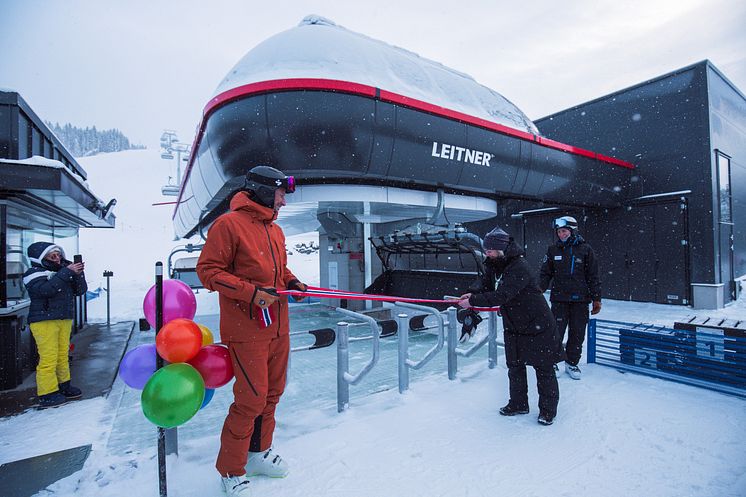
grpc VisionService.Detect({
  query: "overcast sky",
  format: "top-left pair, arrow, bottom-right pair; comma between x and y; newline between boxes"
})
1,0 -> 744,149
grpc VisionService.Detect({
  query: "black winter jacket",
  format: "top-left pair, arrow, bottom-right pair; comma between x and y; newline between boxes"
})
539,234 -> 601,303
469,241 -> 564,367
23,256 -> 87,324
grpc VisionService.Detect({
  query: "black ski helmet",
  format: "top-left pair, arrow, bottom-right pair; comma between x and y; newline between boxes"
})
553,216 -> 578,232
244,165 -> 296,209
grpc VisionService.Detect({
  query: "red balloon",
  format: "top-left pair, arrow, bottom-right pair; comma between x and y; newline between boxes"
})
188,344 -> 234,388
156,318 -> 202,363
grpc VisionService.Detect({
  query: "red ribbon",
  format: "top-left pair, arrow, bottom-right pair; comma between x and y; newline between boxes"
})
278,285 -> 499,312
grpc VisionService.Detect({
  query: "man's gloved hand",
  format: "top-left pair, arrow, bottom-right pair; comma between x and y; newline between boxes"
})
459,328 -> 473,344
288,279 -> 308,302
253,287 -> 279,310
591,300 -> 602,315
457,308 -> 482,344
457,293 -> 473,309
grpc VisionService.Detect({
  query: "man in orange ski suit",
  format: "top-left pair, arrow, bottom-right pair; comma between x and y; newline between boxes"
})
197,165 -> 306,494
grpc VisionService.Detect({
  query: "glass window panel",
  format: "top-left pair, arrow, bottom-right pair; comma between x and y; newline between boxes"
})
717,153 -> 732,223
4,205 -> 80,305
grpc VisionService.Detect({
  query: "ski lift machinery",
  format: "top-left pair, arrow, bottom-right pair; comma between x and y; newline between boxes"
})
367,223 -> 485,316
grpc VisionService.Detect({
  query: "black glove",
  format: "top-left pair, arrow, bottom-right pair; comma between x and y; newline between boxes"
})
253,287 -> 279,309
457,308 -> 483,344
288,279 -> 308,302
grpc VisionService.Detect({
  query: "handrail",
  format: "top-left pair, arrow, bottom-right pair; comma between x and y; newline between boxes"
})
336,307 -> 381,412
396,302 -> 444,370
446,307 -> 501,379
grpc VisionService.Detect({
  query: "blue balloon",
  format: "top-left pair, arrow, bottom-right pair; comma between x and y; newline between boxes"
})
200,388 -> 215,409
119,344 -> 157,389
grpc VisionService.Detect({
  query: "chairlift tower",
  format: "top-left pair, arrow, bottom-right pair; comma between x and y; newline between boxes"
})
159,130 -> 191,196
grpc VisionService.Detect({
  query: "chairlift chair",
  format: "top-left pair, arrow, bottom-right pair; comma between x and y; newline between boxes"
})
366,224 -> 485,311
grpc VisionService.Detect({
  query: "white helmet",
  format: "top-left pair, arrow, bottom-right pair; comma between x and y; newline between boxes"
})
553,216 -> 578,231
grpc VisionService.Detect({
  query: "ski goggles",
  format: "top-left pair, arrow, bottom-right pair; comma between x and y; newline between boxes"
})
251,173 -> 296,193
553,217 -> 576,229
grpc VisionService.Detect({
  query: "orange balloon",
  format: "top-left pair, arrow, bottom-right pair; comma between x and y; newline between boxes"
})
197,324 -> 214,346
156,318 -> 202,363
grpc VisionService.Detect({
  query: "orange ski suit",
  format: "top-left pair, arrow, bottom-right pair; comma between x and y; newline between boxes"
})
197,191 -> 300,477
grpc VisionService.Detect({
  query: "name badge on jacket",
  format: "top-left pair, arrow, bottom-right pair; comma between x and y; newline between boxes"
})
554,256 -> 562,261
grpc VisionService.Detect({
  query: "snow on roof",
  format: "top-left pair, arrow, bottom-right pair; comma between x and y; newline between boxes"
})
214,15 -> 539,134
1,155 -> 90,188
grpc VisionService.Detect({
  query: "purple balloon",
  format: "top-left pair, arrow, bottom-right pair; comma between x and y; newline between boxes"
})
143,279 -> 197,328
119,344 -> 157,389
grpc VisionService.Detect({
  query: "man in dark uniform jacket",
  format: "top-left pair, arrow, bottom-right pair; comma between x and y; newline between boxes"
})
459,227 -> 564,425
539,216 -> 602,380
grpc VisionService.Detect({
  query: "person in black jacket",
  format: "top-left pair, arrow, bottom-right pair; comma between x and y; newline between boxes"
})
458,227 -> 564,425
23,242 -> 87,408
539,216 -> 602,380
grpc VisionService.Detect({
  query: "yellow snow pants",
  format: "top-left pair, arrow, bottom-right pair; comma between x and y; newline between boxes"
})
29,319 -> 73,396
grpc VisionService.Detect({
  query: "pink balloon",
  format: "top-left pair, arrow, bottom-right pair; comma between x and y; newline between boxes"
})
143,279 -> 197,328
188,344 -> 234,388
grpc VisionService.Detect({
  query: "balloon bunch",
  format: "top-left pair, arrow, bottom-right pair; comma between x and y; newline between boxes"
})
118,279 -> 234,428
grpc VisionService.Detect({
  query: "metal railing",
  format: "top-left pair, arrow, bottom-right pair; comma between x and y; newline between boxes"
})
446,307 -> 500,379
333,303 -> 502,411
394,302 -> 445,393
588,318 -> 746,398
336,307 -> 381,412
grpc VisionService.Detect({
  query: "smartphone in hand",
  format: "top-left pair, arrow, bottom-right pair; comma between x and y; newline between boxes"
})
73,254 -> 83,264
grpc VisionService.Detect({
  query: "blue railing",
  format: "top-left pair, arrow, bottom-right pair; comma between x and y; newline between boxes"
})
588,318 -> 746,398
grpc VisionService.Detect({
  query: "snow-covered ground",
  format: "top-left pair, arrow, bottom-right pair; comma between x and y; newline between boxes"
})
1,149 -> 745,497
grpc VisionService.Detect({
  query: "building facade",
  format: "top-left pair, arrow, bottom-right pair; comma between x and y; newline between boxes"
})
0,91 -> 115,390
480,61 -> 745,309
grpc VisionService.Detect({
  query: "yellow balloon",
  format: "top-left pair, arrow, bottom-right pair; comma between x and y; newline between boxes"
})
197,324 -> 214,346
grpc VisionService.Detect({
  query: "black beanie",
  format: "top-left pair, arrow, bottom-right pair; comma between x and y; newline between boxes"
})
483,227 -> 510,251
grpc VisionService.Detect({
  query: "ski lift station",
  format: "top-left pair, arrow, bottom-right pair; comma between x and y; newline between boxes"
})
167,16 -> 745,311
0,91 -> 117,389
0,16 -> 745,494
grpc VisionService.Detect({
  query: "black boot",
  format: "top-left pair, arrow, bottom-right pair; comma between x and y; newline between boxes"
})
538,412 -> 555,425
499,402 -> 529,416
59,381 -> 82,399
39,391 -> 68,408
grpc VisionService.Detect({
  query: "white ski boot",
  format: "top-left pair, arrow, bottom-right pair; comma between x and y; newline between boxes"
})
565,362 -> 582,380
221,475 -> 252,496
245,447 -> 289,478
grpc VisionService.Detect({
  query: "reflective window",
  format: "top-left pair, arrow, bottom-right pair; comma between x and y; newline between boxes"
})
717,152 -> 731,223
2,204 -> 79,307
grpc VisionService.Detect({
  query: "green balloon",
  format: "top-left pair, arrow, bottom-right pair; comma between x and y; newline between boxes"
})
141,363 -> 205,428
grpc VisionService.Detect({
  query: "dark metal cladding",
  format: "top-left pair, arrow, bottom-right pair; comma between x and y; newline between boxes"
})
174,89 -> 634,238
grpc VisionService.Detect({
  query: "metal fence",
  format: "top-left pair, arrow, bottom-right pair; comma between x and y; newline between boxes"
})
334,305 -> 501,412
588,318 -> 746,398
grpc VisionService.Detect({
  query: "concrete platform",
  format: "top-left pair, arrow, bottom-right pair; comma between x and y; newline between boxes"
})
0,444 -> 91,497
0,321 -> 135,417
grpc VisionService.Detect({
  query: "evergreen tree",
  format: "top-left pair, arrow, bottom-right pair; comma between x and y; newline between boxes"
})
45,121 -> 145,157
